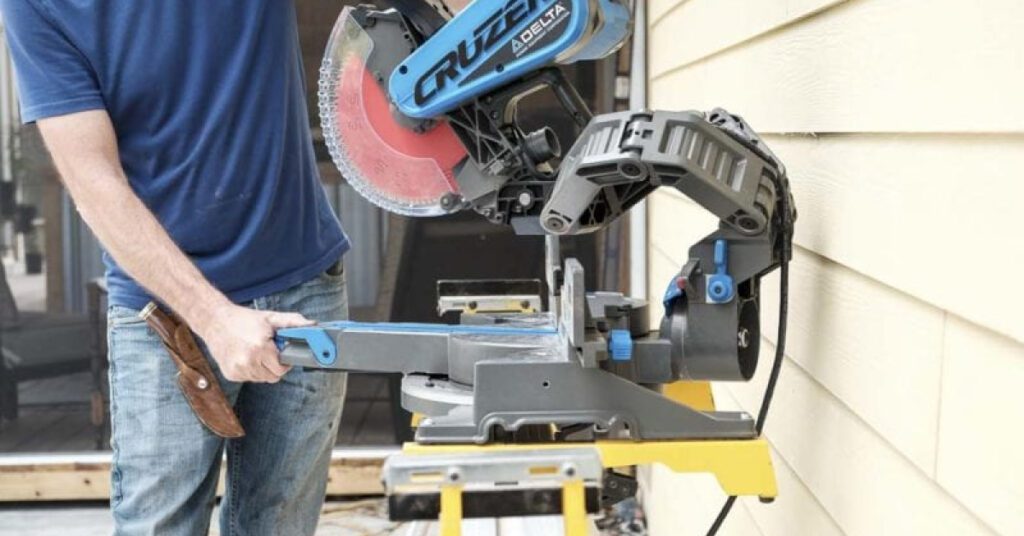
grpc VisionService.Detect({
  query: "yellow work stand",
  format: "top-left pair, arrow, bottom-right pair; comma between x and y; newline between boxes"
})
399,382 -> 778,536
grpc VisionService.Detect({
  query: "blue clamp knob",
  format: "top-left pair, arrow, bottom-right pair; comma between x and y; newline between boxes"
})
609,329 -> 633,362
663,276 -> 685,317
275,327 -> 338,367
706,239 -> 735,304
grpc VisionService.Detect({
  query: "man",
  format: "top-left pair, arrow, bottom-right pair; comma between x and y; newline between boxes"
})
1,1 -> 351,534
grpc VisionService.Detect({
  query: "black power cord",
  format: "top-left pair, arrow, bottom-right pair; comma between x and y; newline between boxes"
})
706,175 -> 793,536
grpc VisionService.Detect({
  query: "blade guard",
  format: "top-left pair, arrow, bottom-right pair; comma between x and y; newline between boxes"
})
319,7 -> 468,217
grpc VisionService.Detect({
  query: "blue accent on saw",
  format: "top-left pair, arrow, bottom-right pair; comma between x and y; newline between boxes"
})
389,0 -> 595,119
562,0 -> 632,62
663,277 -> 684,317
276,327 -> 339,367
706,239 -> 735,304
608,329 -> 633,362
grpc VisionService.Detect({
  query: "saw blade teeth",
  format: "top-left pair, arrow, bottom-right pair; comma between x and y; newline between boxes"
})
318,7 -> 467,217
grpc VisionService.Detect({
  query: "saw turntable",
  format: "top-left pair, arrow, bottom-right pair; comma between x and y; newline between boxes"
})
279,0 -> 796,533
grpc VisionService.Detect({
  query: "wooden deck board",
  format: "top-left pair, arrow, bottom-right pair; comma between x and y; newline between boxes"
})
0,498 -> 408,535
0,448 -> 392,501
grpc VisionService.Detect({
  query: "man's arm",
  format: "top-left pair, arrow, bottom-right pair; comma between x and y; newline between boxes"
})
38,109 -> 311,383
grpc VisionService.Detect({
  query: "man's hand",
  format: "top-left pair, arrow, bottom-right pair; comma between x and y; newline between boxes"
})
194,304 -> 315,383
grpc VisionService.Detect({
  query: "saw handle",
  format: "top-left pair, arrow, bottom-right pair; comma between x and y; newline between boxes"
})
485,68 -> 593,129
275,326 -> 338,367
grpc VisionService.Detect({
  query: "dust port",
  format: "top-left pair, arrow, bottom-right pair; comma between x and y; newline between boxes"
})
524,127 -> 562,164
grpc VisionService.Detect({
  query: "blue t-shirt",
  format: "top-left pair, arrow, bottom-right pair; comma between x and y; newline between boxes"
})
2,0 -> 350,309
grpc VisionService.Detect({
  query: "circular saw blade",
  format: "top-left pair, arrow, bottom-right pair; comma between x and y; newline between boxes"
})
319,7 -> 467,217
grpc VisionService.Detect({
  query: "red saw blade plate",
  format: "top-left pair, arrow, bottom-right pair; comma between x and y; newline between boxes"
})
323,11 -> 467,216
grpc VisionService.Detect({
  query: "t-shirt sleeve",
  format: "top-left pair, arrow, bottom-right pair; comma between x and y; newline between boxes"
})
1,0 -> 105,123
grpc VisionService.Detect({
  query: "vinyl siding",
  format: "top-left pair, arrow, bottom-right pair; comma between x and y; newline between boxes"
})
644,1 -> 1024,534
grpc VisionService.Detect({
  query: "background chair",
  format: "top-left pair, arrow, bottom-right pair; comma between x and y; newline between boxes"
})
0,261 -> 102,428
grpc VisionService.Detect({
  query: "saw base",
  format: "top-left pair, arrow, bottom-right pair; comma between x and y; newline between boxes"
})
402,364 -> 756,444
280,252 -> 759,445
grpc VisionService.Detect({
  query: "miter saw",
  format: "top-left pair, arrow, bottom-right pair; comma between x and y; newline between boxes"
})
279,0 -> 796,532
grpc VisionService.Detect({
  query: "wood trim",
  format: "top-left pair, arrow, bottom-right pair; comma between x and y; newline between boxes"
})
0,447 -> 395,502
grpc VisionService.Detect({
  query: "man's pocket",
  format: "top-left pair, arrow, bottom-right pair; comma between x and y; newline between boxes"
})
107,305 -> 146,328
321,259 -> 345,281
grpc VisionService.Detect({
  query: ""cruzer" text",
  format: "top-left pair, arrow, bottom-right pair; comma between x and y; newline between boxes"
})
412,0 -> 559,106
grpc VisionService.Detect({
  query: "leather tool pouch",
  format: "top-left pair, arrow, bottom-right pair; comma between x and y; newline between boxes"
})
140,302 -> 245,438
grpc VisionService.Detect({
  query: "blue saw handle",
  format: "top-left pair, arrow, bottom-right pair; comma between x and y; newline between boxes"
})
275,327 -> 338,367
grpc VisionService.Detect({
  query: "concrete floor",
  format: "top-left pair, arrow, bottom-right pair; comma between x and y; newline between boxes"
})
0,498 -> 645,535
0,499 -> 405,536
0,501 -> 583,536
0,504 -> 113,536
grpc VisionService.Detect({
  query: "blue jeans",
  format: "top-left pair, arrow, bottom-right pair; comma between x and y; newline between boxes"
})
107,267 -> 349,535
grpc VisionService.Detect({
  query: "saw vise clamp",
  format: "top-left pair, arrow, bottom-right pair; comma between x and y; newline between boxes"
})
279,0 -> 797,531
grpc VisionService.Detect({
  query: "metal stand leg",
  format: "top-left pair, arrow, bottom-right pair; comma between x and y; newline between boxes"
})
562,480 -> 588,536
440,484 -> 463,536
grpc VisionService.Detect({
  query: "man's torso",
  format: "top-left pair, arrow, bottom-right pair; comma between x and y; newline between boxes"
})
14,0 -> 349,307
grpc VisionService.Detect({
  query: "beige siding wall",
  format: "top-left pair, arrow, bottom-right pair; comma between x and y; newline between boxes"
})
644,1 -> 1024,534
